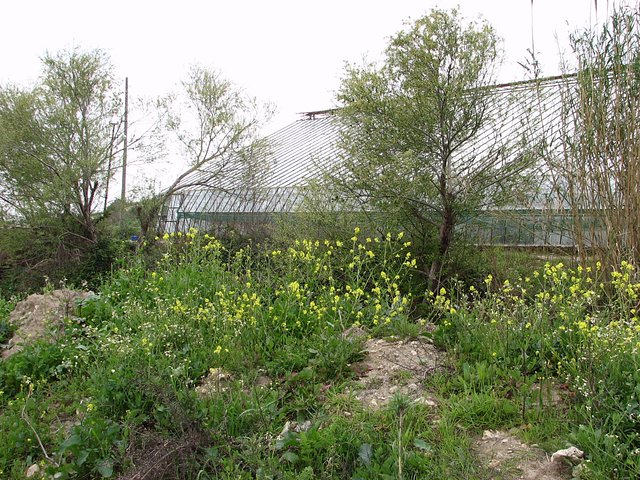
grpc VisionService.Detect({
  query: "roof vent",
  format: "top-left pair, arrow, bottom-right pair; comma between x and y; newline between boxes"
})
298,108 -> 340,120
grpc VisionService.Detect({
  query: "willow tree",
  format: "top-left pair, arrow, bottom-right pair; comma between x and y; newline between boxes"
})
332,8 -> 536,289
0,49 -> 123,243
138,66 -> 272,237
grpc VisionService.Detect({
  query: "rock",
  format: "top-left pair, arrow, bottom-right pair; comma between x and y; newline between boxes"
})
278,421 -> 292,439
482,430 -> 502,441
277,420 -> 312,440
551,446 -> 584,465
389,385 -> 399,394
414,397 -> 437,407
195,368 -> 232,396
3,289 -> 93,359
297,420 -> 312,433
25,463 -> 40,478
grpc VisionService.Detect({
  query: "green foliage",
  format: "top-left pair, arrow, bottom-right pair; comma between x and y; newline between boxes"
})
150,66 -> 273,239
0,48 -> 122,242
0,219 -> 128,295
434,260 -> 640,478
0,297 -> 15,344
443,392 -> 519,433
0,230 -> 426,478
5,228 -> 639,478
0,340 -> 68,399
52,415 -> 122,479
329,8 -> 538,289
0,390 -> 54,478
0,48 -> 130,295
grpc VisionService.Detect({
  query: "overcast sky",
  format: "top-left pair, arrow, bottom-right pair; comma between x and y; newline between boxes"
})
3,1 -> 631,127
0,0 -> 633,191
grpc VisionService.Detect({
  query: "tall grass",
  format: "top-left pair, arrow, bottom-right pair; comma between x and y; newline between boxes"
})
555,5 -> 640,269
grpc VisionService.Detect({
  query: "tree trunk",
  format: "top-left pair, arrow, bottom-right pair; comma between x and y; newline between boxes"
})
82,214 -> 98,243
428,203 -> 455,293
78,200 -> 98,243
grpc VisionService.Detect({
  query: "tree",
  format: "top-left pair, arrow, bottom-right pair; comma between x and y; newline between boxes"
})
0,48 -> 123,243
139,65 -> 272,237
330,8 -> 537,289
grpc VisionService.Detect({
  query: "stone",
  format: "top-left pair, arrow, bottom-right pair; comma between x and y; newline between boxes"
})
414,397 -> 437,407
278,421 -> 292,439
550,446 -> 584,465
276,420 -> 312,440
3,289 -> 93,359
195,368 -> 232,396
25,464 -> 40,478
297,420 -> 312,433
482,430 -> 500,440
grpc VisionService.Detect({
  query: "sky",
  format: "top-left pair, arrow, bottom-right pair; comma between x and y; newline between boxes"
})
0,0 -> 633,191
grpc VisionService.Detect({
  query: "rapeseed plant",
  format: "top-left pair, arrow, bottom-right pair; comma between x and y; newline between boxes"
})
434,260 -> 640,478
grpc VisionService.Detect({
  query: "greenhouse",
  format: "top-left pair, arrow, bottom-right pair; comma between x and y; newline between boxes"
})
160,75 -> 601,248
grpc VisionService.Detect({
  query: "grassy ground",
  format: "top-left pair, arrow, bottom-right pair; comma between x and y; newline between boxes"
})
0,231 -> 638,478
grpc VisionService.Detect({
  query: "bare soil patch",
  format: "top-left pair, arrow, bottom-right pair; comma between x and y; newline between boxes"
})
475,430 -> 573,480
350,336 -> 440,409
115,428 -> 207,480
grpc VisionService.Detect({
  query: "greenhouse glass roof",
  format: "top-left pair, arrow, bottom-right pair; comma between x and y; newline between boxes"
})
163,75 -> 574,234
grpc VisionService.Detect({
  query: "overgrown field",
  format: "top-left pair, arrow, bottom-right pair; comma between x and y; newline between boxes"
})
434,260 -> 640,478
0,230 -> 639,479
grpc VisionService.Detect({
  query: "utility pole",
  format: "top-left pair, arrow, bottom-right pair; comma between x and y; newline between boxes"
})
121,77 -> 129,205
103,115 -> 118,214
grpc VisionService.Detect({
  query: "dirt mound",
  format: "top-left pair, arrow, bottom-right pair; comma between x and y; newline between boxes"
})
2,289 -> 92,359
351,336 -> 440,409
476,430 -> 573,480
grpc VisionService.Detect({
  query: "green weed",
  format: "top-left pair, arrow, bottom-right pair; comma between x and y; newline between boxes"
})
434,260 -> 640,478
